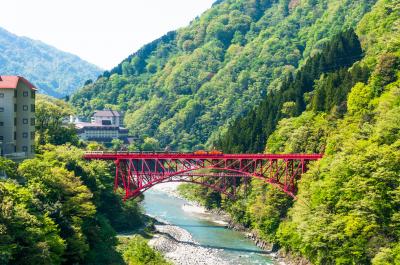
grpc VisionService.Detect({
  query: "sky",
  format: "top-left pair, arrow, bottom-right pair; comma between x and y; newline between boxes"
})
0,0 -> 215,69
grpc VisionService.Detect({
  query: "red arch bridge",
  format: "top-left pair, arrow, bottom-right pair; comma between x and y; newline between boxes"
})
83,152 -> 323,200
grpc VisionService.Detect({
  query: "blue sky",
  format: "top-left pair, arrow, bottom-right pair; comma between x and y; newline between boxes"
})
0,0 -> 215,69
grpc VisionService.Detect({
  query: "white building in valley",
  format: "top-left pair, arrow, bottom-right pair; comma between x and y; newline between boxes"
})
75,110 -> 128,144
0,76 -> 36,159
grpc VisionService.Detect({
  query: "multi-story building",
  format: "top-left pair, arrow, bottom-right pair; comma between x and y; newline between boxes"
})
0,76 -> 36,159
75,110 -> 128,144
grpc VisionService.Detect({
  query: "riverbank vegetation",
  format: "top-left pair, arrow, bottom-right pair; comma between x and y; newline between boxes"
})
118,236 -> 171,265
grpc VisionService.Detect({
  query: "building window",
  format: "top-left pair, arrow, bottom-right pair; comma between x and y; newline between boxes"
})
23,91 -> 29,97
0,107 -> 4,112
14,118 -> 17,126
31,132 -> 35,140
23,132 -> 28,138
31,91 -> 35,99
0,93 -> 3,98
23,105 -> 28,111
14,104 -> 17,112
0,136 -> 3,141
31,145 -> 35,153
22,146 -> 28,152
14,90 -> 17,97
0,122 -> 3,126
23,118 -> 28,124
31,118 -> 35,126
31,104 -> 35,112
14,132 -> 16,140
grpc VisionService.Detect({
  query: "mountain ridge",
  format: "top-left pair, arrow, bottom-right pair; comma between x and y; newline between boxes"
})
0,26 -> 102,97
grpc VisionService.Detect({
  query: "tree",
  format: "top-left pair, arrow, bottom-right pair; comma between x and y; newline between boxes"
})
347,82 -> 373,115
121,236 -> 170,265
127,142 -> 139,152
0,180 -> 65,265
18,158 -> 96,263
141,137 -> 160,151
35,95 -> 78,146
86,142 -> 105,151
0,157 -> 17,179
281,101 -> 297,117
111,139 -> 124,151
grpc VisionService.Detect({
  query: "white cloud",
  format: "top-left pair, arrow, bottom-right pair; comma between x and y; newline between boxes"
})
0,0 -> 214,69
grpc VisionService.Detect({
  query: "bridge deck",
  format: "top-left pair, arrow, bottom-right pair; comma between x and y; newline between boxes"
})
84,151 -> 323,160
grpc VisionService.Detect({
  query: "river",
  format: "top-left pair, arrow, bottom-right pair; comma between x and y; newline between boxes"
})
142,185 -> 277,265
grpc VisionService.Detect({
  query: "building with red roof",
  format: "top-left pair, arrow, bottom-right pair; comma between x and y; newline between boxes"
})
0,75 -> 36,159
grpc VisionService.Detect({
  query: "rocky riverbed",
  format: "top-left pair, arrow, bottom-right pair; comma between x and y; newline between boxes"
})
149,222 -> 228,265
144,183 -> 282,265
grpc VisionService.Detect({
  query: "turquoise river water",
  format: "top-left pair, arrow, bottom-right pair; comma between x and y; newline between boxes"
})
142,189 -> 276,265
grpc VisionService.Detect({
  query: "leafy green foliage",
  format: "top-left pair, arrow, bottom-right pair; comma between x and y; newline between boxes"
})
0,27 -> 102,97
18,153 -> 97,263
141,137 -> 160,151
0,180 -> 65,265
0,158 -> 17,179
0,144 -> 144,264
39,144 -> 143,232
277,77 -> 400,264
119,236 -> 171,265
35,95 -> 79,146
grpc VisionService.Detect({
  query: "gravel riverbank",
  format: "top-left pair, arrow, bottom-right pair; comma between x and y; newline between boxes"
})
149,222 -> 228,265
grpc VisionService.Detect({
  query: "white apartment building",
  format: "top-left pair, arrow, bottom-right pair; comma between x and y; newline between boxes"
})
0,76 -> 36,159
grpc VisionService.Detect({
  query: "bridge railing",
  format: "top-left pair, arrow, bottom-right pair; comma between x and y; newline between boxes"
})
84,150 -> 186,155
83,151 -> 323,160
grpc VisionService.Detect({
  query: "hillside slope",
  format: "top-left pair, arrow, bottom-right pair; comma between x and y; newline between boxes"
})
71,0 -> 377,150
0,27 -> 102,97
179,0 -> 400,264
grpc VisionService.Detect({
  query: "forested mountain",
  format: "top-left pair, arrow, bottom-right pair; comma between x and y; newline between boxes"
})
220,28 -> 370,153
71,0 -> 377,150
178,0 -> 400,264
0,27 -> 102,97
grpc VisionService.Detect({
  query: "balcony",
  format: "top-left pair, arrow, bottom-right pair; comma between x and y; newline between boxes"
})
4,152 -> 27,160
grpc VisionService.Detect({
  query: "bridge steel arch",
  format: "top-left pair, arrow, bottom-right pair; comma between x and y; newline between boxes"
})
84,152 -> 323,200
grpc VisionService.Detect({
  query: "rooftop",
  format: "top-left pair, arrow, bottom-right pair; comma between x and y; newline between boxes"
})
93,110 -> 121,117
0,76 -> 37,90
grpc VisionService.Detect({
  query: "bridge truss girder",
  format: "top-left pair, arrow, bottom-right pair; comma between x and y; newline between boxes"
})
113,156 -> 315,200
